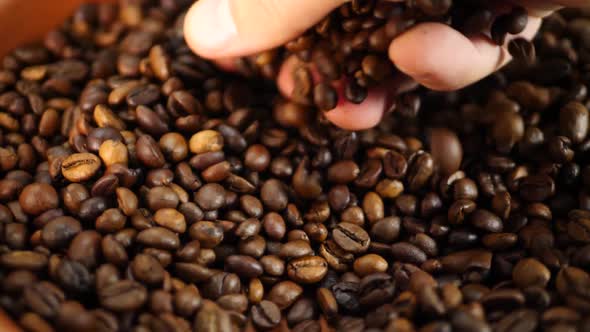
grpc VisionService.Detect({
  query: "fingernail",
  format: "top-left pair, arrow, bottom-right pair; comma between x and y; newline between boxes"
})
193,0 -> 237,52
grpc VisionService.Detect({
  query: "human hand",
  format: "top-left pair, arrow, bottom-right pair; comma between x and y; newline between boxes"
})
184,0 -> 587,130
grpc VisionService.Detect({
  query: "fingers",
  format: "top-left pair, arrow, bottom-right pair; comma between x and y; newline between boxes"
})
184,0 -> 345,59
0,0 -> 109,58
389,18 -> 541,91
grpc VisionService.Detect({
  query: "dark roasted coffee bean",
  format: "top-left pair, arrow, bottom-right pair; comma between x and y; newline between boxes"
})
429,128 -> 463,175
131,253 -> 165,285
42,216 -> 82,249
508,38 -> 536,65
126,84 -> 160,106
344,80 -> 367,104
470,209 -> 503,233
136,227 -> 180,250
78,197 -> 109,221
391,242 -> 427,265
520,175 -> 555,202
225,255 -> 263,278
54,258 -> 92,293
136,135 -> 165,168
560,102 -> 589,144
313,83 -> 338,111
24,282 -> 65,318
494,309 -> 538,332
512,258 -> 550,288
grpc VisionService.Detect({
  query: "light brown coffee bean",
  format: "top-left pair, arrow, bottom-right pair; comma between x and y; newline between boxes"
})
61,153 -> 102,182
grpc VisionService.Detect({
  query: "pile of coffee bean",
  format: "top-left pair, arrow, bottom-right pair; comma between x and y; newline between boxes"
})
0,0 -> 590,331
262,0 -> 532,110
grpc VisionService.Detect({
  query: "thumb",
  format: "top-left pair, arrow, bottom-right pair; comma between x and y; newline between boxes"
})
184,0 -> 345,59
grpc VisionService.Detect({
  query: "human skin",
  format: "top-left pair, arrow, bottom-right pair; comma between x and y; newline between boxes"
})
184,0 -> 588,130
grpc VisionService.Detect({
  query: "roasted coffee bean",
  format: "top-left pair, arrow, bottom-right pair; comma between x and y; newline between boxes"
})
147,186 -> 179,211
354,254 -> 388,276
95,208 -> 126,232
98,140 -> 128,167
98,280 -> 147,312
267,280 -> 303,310
508,38 -> 536,65
130,253 -> 165,286
251,300 -> 281,329
189,130 -> 224,154
19,183 -> 59,215
471,209 -> 503,233
225,255 -> 263,278
42,216 -> 82,249
101,235 -> 128,266
194,183 -> 226,211
512,258 -> 550,288
172,285 -> 201,317
333,222 -> 370,254
560,102 -> 589,144
494,309 -> 538,332
116,187 -> 138,216
370,217 -> 401,243
568,209 -> 590,243
287,256 -> 328,284
0,250 -> 48,270
391,242 -> 427,265
67,230 -> 101,268
54,258 -> 92,293
313,83 -> 338,111
193,299 -> 234,331
56,300 -> 95,331
429,128 -> 463,175
153,208 -> 186,233
61,153 -> 101,182
136,135 -> 165,168
260,179 -> 288,211
78,197 -> 109,221
520,175 -> 555,202
24,282 -> 65,318
190,221 -> 223,248
136,227 -> 180,250
280,239 -> 313,259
